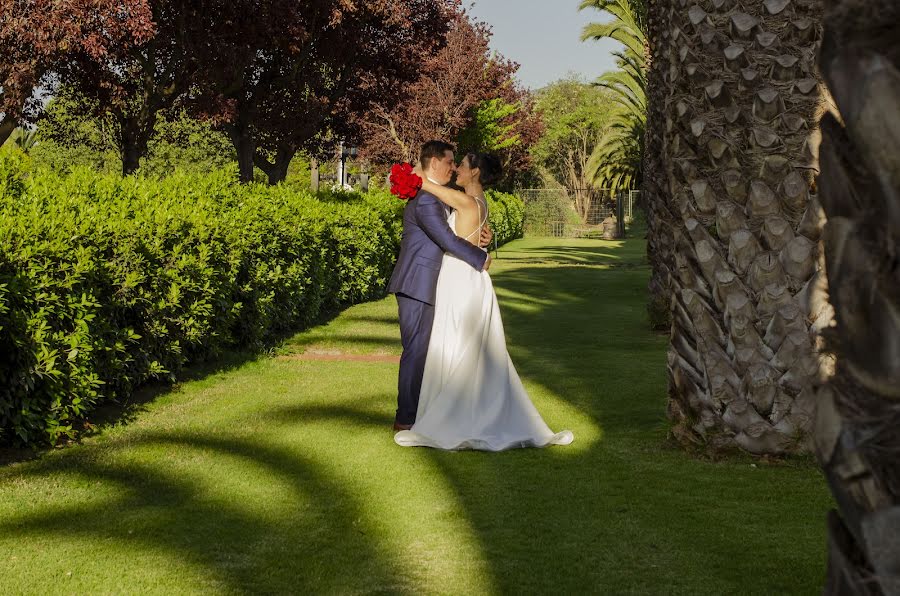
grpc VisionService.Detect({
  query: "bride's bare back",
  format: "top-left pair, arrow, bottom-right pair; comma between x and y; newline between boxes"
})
453,197 -> 488,243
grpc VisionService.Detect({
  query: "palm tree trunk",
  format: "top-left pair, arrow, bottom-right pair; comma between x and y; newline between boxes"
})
813,0 -> 900,591
643,0 -> 676,330
661,0 -> 827,454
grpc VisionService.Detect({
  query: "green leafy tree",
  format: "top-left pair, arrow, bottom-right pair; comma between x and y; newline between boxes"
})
31,88 -> 236,176
143,113 -> 236,178
30,88 -> 120,173
36,88 -> 116,151
531,77 -> 611,220
457,98 -> 521,154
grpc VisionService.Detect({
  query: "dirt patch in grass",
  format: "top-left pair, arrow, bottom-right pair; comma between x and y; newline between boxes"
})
278,349 -> 400,364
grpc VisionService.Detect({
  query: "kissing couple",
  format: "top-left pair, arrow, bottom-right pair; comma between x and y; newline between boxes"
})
388,140 -> 573,451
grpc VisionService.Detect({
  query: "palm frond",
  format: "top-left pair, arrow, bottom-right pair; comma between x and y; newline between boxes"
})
580,0 -> 647,191
581,22 -> 645,57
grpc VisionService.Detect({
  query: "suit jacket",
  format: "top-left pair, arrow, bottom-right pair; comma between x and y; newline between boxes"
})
387,189 -> 487,305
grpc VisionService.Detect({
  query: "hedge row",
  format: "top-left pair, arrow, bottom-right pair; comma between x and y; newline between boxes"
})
485,189 -> 526,247
0,153 -> 524,447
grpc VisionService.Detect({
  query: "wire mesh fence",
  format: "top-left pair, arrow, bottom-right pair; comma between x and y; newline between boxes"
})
518,188 -> 639,239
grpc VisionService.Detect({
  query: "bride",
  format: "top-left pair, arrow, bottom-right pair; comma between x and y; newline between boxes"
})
394,152 -> 574,451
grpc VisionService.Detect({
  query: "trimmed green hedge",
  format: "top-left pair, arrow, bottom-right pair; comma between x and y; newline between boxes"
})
485,190 -> 526,247
0,154 -> 524,447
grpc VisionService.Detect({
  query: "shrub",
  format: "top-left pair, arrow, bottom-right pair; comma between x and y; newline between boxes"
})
0,159 -> 395,446
486,190 -> 525,247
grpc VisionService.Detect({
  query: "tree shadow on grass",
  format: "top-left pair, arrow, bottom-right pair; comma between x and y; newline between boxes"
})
1,431 -> 408,594
106,290 -> 397,414
253,254 -> 677,592
342,314 -> 402,325
495,236 -> 650,272
282,334 -> 400,354
416,247 -> 825,593
88,351 -> 267,427
256,241 -> 825,594
497,249 -> 625,265
256,247 -> 826,593
0,351 -> 265,467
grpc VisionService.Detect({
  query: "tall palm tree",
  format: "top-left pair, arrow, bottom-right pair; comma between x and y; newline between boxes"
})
813,0 -> 900,591
580,0 -> 647,190
580,0 -> 646,60
582,0 -> 677,331
659,0 -> 826,454
639,0 -> 679,330
587,56 -> 646,191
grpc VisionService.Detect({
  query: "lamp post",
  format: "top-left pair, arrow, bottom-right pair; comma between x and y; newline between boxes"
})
338,143 -> 358,188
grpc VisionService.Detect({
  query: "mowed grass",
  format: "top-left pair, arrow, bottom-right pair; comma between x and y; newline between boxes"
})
0,236 -> 833,595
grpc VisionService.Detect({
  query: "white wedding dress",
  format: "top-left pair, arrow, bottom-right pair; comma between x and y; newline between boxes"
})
395,200 -> 574,451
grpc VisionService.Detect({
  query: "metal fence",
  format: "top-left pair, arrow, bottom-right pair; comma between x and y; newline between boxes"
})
518,188 -> 639,239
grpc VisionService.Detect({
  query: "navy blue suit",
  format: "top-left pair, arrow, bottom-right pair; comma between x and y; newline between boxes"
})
388,190 -> 487,425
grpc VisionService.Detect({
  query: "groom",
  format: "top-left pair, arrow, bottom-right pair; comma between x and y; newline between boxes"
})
387,140 -> 492,431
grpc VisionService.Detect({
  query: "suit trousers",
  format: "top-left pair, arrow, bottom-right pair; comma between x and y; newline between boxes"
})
395,293 -> 436,425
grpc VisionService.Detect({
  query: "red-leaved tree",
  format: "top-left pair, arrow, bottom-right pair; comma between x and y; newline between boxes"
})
0,0 -> 154,148
192,0 -> 456,184
358,9 -> 542,187
56,0 -> 224,174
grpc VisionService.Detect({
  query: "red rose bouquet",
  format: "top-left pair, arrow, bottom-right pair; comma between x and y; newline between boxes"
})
389,163 -> 423,200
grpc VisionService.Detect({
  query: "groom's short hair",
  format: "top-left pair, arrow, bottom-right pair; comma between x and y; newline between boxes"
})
420,140 -> 455,170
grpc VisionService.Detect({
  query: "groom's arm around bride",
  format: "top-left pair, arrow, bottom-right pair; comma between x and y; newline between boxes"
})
414,193 -> 492,271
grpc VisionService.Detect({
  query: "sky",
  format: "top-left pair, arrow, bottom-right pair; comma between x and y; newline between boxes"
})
467,0 -> 621,91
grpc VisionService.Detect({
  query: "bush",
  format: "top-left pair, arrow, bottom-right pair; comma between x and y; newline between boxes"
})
486,190 -> 526,246
0,154 -> 525,447
0,157 -> 400,446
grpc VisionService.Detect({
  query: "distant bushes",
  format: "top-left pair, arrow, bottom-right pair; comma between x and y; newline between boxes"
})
0,155 -> 525,447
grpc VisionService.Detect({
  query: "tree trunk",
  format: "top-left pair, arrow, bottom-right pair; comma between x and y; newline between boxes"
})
813,0 -> 900,592
121,144 -> 142,176
254,143 -> 296,186
311,159 -> 320,191
661,0 -> 827,454
0,119 -> 15,148
226,123 -> 257,184
643,0 -> 677,331
118,116 -> 153,176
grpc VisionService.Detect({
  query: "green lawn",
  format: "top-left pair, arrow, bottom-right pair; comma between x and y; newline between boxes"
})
0,236 -> 832,595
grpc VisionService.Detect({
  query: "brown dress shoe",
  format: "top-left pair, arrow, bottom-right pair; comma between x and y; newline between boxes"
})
393,422 -> 413,431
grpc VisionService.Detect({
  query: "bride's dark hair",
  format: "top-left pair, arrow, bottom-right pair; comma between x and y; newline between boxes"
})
466,152 -> 503,187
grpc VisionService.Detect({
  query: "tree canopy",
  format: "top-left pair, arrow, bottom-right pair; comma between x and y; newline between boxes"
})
531,77 -> 612,191
358,10 -> 542,188
0,0 -> 154,147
